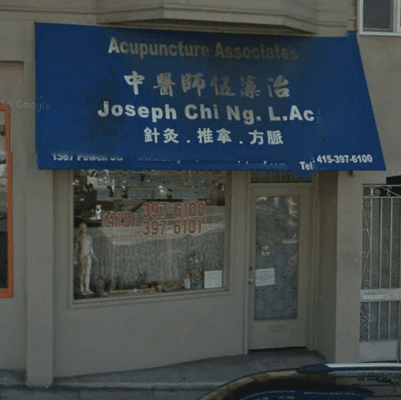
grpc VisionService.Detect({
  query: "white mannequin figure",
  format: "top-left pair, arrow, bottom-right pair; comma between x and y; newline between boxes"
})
95,204 -> 102,221
75,223 -> 97,295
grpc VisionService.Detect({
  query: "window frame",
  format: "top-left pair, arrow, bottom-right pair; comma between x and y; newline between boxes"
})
69,169 -> 232,307
0,104 -> 13,298
359,0 -> 401,36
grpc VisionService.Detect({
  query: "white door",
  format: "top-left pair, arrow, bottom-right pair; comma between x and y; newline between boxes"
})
248,185 -> 312,350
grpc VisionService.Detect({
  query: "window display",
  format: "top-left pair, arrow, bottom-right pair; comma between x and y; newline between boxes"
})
0,105 -> 12,298
73,170 -> 227,300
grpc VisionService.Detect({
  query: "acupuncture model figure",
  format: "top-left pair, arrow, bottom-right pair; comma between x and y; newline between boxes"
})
75,222 -> 97,295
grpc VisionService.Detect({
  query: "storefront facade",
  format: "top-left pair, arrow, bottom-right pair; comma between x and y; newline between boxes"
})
0,0 -> 393,387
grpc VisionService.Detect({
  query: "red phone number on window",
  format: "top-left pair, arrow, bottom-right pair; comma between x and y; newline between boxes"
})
142,201 -> 206,219
102,213 -> 202,236
103,211 -> 133,228
102,202 -> 206,235
142,219 -> 202,236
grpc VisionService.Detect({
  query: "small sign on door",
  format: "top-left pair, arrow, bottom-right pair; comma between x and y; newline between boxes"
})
261,244 -> 270,257
255,268 -> 275,287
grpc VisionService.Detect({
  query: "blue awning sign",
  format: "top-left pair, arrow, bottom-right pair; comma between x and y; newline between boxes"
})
35,23 -> 386,173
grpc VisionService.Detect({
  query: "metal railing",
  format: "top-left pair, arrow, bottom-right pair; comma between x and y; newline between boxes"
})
361,185 -> 401,361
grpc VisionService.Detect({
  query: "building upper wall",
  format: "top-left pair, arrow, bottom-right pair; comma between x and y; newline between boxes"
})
357,34 -> 401,182
0,0 -> 96,15
96,0 -> 318,33
0,0 -> 356,36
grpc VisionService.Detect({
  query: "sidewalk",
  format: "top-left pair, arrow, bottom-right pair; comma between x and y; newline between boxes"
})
0,348 -> 326,400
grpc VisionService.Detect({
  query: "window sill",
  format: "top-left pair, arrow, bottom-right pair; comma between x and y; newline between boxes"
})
70,286 -> 231,309
359,30 -> 401,36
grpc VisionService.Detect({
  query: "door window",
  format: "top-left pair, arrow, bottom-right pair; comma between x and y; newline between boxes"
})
254,196 -> 300,320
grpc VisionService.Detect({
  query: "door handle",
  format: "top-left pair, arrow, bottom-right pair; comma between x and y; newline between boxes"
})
248,279 -> 254,284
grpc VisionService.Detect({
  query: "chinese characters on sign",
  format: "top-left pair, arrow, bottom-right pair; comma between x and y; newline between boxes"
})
142,127 -> 284,146
124,71 -> 290,99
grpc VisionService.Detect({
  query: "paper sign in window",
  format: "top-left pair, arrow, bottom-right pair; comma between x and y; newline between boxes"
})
204,270 -> 223,289
255,268 -> 275,287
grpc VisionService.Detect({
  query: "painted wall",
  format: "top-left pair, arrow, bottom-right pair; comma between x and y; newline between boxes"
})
335,171 -> 363,362
315,172 -> 337,362
316,0 -> 356,35
53,171 -> 247,377
0,0 -> 355,35
358,35 -> 401,180
331,32 -> 401,362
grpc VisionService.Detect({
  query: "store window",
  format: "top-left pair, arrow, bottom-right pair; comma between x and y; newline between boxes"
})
0,105 -> 12,298
359,0 -> 401,35
73,170 -> 228,300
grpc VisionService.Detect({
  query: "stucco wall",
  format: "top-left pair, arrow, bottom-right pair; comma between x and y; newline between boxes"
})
53,170 -> 247,377
0,0 -> 355,36
358,35 -> 401,180
315,171 -> 337,362
335,171 -> 363,362
331,33 -> 401,362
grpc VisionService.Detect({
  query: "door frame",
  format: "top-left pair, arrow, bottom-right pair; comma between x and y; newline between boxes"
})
243,175 -> 320,353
